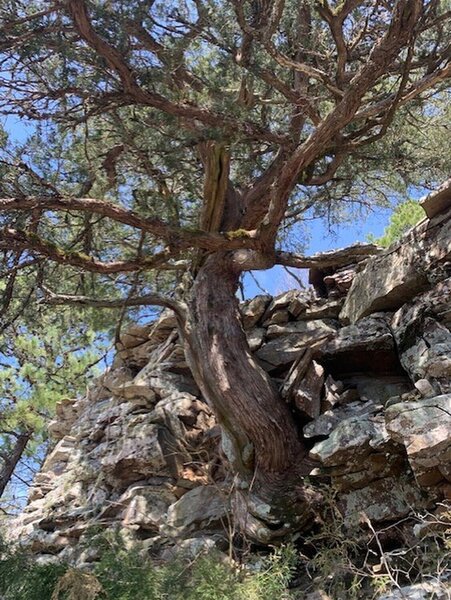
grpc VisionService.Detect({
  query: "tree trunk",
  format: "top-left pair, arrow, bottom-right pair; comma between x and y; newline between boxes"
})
183,252 -> 319,542
0,430 -> 32,499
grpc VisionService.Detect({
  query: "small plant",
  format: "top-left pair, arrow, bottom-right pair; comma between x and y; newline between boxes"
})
0,532 -> 298,600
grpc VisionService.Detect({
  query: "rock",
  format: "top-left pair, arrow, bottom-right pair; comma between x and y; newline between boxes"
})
100,421 -> 178,483
262,290 -> 300,321
309,413 -> 388,467
120,484 -> 176,530
161,536 -> 218,560
317,315 -> 400,376
391,284 -> 451,392
341,476 -> 425,525
292,360 -> 325,419
262,309 -> 290,326
420,177 -> 451,218
307,243 -> 381,298
246,327 -> 266,351
48,399 -> 79,440
118,323 -> 153,349
165,486 -> 228,534
303,400 -> 378,439
266,319 -> 338,340
376,580 -> 451,600
301,298 -> 344,320
385,394 -> 451,486
341,206 -> 451,323
287,294 -> 309,317
323,265 -> 356,297
414,378 -> 436,398
43,437 -> 76,474
256,331 -> 331,372
281,348 -> 312,400
240,294 -> 271,329
321,376 -> 341,410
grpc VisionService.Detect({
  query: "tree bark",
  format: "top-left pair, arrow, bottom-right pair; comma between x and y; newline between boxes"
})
182,252 -> 319,541
0,431 -> 32,499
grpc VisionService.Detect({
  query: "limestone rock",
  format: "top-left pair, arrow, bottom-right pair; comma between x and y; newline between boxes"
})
391,282 -> 451,393
246,327 -> 265,351
266,318 -> 338,340
292,360 -> 324,419
303,400 -> 378,439
420,177 -> 451,218
256,331 -> 331,372
309,413 -> 388,467
120,484 -> 176,530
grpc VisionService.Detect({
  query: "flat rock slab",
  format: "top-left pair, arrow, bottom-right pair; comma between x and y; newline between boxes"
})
340,206 -> 451,323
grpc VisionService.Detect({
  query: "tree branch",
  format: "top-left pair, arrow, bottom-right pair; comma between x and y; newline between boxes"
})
0,196 -> 259,252
1,228 -> 182,274
275,244 -> 381,270
42,288 -> 186,320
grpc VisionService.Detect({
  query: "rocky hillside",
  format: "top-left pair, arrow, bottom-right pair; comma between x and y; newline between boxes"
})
12,184 -> 451,574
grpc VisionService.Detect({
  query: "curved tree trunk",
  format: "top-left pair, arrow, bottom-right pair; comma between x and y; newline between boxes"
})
182,251 -> 319,541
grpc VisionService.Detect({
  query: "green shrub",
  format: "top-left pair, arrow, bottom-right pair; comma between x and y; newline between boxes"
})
0,534 -> 296,600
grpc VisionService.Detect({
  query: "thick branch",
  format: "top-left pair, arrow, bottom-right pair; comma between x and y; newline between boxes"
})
1,228 -> 181,274
275,244 -> 381,270
0,197 -> 259,252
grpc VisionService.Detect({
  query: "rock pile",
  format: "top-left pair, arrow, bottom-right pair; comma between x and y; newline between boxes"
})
11,185 -> 451,566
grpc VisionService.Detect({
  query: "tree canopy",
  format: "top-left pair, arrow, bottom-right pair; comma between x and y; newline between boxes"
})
0,0 -> 450,524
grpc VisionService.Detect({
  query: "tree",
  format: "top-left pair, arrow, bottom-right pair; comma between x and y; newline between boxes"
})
0,0 -> 450,539
368,199 -> 426,247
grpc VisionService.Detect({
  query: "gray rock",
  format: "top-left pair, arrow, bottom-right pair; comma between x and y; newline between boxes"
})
420,177 -> 451,218
385,394 -> 451,486
392,284 -> 451,393
165,486 -> 228,534
292,360 -> 324,419
377,580 -> 451,600
318,314 -> 398,376
341,206 -> 451,323
256,331 -> 331,372
303,400 -> 378,439
341,476 -> 425,525
120,484 -> 176,530
266,318 -> 338,340
246,327 -> 266,351
309,413 -> 388,467
240,294 -> 272,329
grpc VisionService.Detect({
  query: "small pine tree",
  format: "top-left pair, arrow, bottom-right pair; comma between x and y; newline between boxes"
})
369,200 -> 425,247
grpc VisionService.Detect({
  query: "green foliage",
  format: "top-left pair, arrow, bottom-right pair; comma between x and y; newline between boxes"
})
368,199 -> 426,247
0,538 -> 67,600
0,535 -> 297,600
